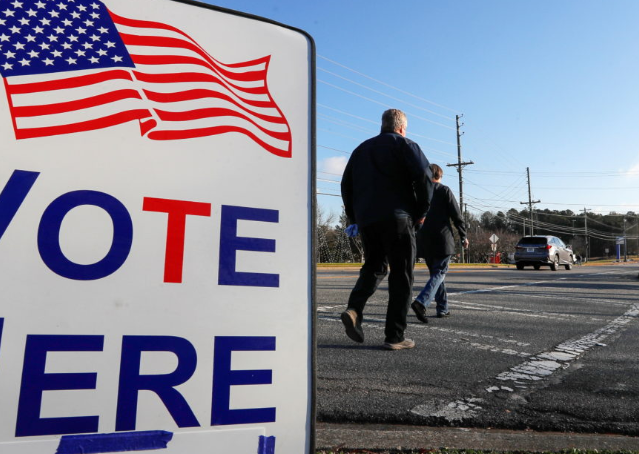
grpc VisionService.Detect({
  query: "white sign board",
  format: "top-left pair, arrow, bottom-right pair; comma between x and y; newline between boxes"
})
0,1 -> 314,453
489,234 -> 499,244
616,237 -> 626,245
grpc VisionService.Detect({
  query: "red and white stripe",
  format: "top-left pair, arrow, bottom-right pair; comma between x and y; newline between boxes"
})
3,9 -> 292,157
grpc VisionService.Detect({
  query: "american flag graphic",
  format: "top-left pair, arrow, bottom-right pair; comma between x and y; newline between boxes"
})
0,0 -> 292,157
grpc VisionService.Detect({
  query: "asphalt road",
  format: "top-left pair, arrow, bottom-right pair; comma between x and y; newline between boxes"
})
316,263 -> 639,439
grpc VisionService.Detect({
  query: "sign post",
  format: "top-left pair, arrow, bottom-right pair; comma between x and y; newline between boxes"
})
616,237 -> 625,262
0,1 -> 315,453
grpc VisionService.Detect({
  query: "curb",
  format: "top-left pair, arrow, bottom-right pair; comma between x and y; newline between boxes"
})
316,423 -> 639,452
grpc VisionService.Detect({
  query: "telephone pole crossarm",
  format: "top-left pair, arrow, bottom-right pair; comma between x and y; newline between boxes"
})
447,161 -> 475,170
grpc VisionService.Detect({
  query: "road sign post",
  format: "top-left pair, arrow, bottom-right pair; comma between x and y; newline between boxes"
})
0,1 -> 315,453
616,237 -> 625,262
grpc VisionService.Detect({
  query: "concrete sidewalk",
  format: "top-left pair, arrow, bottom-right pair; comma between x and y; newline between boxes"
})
316,423 -> 639,452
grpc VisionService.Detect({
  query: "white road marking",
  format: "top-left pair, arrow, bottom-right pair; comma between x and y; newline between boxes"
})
449,269 -> 636,297
448,300 -> 605,321
318,315 -> 532,356
429,325 -> 531,347
495,304 -> 639,383
451,280 -> 551,295
452,338 -> 531,358
410,304 -> 639,422
483,291 -> 629,307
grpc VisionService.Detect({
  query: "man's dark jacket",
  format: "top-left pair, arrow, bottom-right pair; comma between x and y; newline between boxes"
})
341,132 -> 432,227
416,182 -> 467,258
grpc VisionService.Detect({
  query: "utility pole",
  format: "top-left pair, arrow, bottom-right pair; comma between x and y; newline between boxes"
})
519,167 -> 540,236
582,207 -> 592,261
464,203 -> 468,226
464,203 -> 470,262
447,114 -> 474,263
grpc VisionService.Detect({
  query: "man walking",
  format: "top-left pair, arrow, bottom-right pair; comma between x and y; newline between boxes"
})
340,109 -> 433,350
411,164 -> 468,321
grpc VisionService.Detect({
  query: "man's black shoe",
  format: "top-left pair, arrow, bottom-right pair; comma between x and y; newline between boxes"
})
411,301 -> 429,324
437,311 -> 451,318
341,309 -> 364,343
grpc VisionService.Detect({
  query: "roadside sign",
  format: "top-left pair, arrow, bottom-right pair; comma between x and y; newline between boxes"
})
489,234 -> 499,244
616,237 -> 626,245
0,1 -> 315,453
491,243 -> 497,252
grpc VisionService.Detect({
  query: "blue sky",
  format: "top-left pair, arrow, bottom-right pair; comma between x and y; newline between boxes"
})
203,0 -> 639,219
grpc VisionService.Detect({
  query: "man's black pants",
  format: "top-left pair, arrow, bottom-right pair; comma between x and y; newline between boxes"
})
346,216 -> 416,344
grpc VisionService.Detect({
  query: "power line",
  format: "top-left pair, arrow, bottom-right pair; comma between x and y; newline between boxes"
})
539,201 -> 639,208
318,141 -> 457,160
463,175 -> 527,205
460,177 -> 639,191
319,170 -> 345,177
318,103 -> 457,149
318,103 -> 379,125
499,212 -> 634,241
461,194 -> 639,210
314,56 -> 638,219
461,124 -> 526,172
318,127 -> 362,142
318,145 -> 350,155
319,67 -> 455,122
318,113 -> 376,134
318,55 -> 460,114
319,79 -> 456,131
491,174 -> 527,202
464,205 -> 633,241
420,145 -> 458,159
466,169 -> 639,177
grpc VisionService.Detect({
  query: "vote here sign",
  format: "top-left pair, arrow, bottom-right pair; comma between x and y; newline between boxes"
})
0,0 -> 315,453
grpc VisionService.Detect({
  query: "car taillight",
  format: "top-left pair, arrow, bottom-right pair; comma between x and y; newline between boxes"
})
516,246 -> 524,250
545,244 -> 552,250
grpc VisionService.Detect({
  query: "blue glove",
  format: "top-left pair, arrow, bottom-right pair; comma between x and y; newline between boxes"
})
345,224 -> 359,237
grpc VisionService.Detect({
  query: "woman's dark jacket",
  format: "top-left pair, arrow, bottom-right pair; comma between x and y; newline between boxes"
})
416,182 -> 467,259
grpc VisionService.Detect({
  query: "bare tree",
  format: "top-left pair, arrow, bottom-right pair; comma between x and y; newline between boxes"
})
316,205 -> 337,263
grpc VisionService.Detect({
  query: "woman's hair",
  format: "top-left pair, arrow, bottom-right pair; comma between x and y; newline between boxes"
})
381,109 -> 407,133
430,163 -> 443,180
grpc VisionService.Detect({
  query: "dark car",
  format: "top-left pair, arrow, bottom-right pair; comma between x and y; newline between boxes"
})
514,235 -> 575,271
